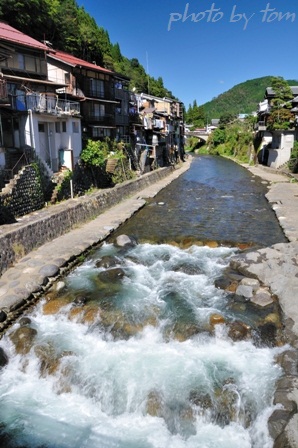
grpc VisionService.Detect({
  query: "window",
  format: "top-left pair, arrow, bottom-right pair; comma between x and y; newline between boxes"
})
72,121 -> 79,133
25,55 -> 35,72
55,122 -> 61,133
94,103 -> 105,118
17,54 -> 25,70
90,79 -> 104,97
62,121 -> 67,132
92,127 -> 111,138
38,123 -> 45,133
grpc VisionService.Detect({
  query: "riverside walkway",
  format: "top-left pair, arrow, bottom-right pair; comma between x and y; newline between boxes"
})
234,163 -> 298,448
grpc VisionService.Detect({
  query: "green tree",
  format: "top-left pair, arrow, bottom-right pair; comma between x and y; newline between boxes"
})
207,119 -> 254,162
210,128 -> 226,146
186,100 -> 206,128
111,43 -> 123,63
219,112 -> 236,128
267,77 -> 294,130
0,0 -> 53,41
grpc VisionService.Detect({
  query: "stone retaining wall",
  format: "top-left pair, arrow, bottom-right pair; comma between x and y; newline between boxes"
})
0,165 -> 44,218
0,166 -> 174,277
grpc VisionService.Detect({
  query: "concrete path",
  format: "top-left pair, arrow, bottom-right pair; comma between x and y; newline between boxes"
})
243,163 -> 298,242
238,164 -> 298,338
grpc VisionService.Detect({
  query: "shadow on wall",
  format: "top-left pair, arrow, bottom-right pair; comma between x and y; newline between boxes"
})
0,205 -> 17,225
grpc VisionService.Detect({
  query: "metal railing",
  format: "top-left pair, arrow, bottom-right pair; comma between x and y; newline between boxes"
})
15,93 -> 81,116
0,149 -> 33,184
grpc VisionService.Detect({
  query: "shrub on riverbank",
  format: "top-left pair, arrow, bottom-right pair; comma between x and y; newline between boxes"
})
204,118 -> 255,163
288,141 -> 298,173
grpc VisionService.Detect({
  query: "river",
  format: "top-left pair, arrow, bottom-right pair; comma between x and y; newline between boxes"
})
0,155 -> 288,448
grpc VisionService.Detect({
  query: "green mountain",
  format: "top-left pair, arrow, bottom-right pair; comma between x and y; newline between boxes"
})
201,76 -> 298,119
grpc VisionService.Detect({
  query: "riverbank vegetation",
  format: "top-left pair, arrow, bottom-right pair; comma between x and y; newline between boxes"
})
187,115 -> 257,163
288,141 -> 298,173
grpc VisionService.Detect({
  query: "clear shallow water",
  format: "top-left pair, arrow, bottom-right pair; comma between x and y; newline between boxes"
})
111,155 -> 288,248
0,243 -> 286,448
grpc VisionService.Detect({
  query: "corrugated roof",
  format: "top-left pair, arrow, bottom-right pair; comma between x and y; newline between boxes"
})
50,50 -> 113,74
0,21 -> 49,51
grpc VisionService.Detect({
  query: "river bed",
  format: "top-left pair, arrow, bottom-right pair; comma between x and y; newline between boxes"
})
0,155 -> 288,448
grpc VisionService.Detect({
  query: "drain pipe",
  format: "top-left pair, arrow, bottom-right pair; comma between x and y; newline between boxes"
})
28,109 -> 35,150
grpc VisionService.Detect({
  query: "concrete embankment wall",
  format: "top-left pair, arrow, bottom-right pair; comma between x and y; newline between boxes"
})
0,167 -> 174,277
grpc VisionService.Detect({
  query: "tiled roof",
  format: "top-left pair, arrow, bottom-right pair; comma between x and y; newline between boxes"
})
50,50 -> 113,74
266,86 -> 298,96
0,21 -> 49,51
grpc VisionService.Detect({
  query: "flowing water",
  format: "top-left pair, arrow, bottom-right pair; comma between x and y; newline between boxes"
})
0,156 -> 288,448
111,155 -> 288,247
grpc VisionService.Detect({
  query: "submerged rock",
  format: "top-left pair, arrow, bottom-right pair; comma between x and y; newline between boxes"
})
189,390 -> 213,410
0,347 -> 8,367
114,234 -> 137,248
9,326 -> 37,355
35,344 -> 73,376
228,321 -> 251,342
255,322 -> 278,347
82,307 -> 101,325
97,267 -> 126,282
18,317 -> 32,327
214,382 -> 241,426
205,241 -> 219,248
55,281 -> 66,293
169,322 -> 201,342
214,276 -> 232,290
209,313 -> 226,327
42,298 -> 70,315
95,256 -> 120,269
34,343 -> 59,376
0,310 -> 7,323
146,390 -> 163,417
73,295 -> 88,306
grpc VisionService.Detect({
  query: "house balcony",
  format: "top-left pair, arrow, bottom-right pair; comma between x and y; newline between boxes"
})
56,98 -> 80,116
129,112 -> 143,127
82,85 -> 114,102
114,87 -> 129,101
115,113 -> 129,127
84,113 -> 115,127
14,93 -> 80,116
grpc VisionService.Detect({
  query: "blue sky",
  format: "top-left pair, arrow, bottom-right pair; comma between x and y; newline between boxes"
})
77,0 -> 298,110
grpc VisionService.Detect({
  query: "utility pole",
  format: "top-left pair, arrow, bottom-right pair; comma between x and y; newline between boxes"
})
146,51 -> 150,94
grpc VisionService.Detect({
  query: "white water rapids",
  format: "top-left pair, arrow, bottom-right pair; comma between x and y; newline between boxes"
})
0,243 -> 285,448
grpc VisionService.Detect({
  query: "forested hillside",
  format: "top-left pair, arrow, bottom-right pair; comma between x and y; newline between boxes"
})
201,76 -> 298,118
0,0 -> 174,98
185,76 -> 298,128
